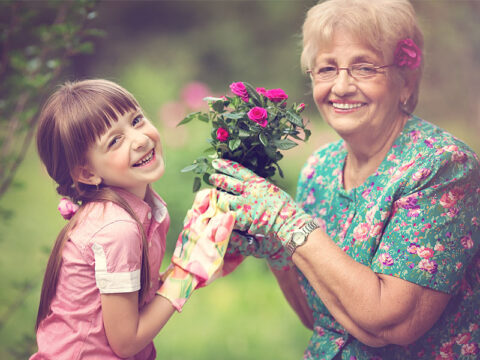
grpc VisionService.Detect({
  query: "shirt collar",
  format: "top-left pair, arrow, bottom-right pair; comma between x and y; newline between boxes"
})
111,186 -> 167,226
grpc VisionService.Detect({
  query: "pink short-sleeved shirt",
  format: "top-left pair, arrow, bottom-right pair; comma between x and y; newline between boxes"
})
31,187 -> 169,360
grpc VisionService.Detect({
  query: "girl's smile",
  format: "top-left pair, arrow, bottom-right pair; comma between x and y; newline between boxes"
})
81,109 -> 165,199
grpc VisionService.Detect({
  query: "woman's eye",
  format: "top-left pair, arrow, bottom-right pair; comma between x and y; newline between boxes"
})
318,66 -> 336,74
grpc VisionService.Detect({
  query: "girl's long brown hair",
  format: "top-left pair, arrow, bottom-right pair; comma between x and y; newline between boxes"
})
35,79 -> 151,329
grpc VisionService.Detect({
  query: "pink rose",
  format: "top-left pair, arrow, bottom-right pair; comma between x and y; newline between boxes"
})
378,253 -> 394,266
418,258 -> 438,274
229,82 -> 249,102
353,222 -> 370,242
394,38 -> 422,70
461,235 -> 474,249
417,246 -> 434,259
58,197 -> 79,220
461,343 -> 479,356
247,106 -> 268,127
407,243 -> 419,254
440,187 -> 465,208
456,333 -> 471,345
256,87 -> 267,96
296,103 -> 306,113
216,127 -> 229,142
265,88 -> 288,103
412,168 -> 431,181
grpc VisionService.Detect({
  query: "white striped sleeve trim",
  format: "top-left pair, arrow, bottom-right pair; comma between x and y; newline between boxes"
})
91,243 -> 141,294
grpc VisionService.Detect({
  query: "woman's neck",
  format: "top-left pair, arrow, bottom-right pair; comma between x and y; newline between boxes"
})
343,116 -> 408,191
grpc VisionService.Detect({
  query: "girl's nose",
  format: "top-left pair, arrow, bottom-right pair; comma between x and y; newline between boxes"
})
131,130 -> 149,150
331,70 -> 356,97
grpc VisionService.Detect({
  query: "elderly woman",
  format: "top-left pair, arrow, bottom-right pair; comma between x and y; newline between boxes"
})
211,0 -> 480,359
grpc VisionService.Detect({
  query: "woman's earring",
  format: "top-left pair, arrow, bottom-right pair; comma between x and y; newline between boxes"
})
96,182 -> 100,191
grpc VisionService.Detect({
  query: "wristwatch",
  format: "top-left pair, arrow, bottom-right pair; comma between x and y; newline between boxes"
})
285,220 -> 319,256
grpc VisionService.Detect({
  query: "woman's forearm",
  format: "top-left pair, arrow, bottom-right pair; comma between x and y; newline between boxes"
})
292,229 -> 450,346
270,265 -> 314,330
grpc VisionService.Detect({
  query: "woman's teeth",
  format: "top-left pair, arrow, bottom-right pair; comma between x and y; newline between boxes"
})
133,150 -> 154,167
332,102 -> 363,110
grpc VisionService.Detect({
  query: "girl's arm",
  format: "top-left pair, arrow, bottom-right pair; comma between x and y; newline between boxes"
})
270,266 -> 314,330
101,292 -> 175,358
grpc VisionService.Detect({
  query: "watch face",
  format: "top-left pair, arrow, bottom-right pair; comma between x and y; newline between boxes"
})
292,231 -> 305,245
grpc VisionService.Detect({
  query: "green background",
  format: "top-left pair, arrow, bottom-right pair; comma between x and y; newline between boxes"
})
1,1 -> 479,359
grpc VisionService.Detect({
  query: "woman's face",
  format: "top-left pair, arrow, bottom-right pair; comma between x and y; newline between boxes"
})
311,30 -> 410,144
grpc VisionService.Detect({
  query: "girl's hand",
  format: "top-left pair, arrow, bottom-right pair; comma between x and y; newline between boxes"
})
157,189 -> 235,311
209,159 -> 313,248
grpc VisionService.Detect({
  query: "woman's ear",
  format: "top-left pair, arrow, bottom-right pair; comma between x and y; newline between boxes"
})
71,165 -> 102,186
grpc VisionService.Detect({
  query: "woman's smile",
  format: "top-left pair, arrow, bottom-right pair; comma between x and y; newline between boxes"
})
330,100 -> 366,113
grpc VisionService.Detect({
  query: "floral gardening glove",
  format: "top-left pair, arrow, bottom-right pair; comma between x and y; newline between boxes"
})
209,159 -> 313,258
226,231 -> 294,271
157,189 -> 235,311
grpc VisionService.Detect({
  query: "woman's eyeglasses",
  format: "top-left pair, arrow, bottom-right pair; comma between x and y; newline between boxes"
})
307,63 -> 393,81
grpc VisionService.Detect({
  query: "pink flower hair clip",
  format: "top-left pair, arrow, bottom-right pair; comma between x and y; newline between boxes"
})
58,197 -> 79,220
394,38 -> 422,70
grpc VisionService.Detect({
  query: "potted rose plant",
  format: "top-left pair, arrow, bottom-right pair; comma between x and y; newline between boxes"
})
178,81 -> 310,192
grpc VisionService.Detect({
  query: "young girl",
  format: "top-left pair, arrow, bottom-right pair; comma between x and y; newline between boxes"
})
30,79 -> 235,359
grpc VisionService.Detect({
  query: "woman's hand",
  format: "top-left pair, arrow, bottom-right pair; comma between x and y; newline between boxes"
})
210,159 -> 312,247
158,189 -> 235,311
226,231 -> 294,270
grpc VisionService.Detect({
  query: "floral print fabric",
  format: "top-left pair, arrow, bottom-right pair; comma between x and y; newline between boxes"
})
295,117 -> 480,359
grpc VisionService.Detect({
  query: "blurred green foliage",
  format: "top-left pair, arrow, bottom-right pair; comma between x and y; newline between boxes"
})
1,1 -> 479,359
0,0 -> 103,203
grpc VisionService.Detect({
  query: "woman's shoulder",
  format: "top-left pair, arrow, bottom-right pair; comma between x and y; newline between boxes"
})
401,116 -> 479,161
393,116 -> 480,193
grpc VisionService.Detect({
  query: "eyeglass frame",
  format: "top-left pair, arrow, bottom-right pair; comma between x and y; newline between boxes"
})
306,63 -> 394,82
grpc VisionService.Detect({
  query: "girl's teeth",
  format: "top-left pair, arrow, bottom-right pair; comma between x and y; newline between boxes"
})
134,151 -> 153,166
332,102 -> 363,110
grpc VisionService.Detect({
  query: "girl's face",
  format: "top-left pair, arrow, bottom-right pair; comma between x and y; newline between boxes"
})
311,29 -> 410,146
83,108 -> 165,199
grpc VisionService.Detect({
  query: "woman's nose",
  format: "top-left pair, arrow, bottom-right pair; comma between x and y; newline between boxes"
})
331,69 -> 356,96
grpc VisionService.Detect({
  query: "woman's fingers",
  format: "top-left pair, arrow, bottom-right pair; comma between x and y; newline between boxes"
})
212,159 -> 257,181
209,173 -> 245,195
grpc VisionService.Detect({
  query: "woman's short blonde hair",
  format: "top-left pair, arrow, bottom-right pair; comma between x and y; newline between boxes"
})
301,0 -> 424,113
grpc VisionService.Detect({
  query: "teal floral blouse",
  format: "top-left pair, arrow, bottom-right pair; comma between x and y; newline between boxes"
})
295,117 -> 480,360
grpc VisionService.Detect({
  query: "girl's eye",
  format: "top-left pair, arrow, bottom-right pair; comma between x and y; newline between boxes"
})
132,115 -> 143,126
108,136 -> 121,148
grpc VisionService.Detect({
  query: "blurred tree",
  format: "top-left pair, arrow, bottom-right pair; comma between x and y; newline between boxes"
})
0,0 -> 103,208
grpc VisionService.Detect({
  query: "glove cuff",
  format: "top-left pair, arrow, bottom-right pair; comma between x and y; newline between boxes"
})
157,265 -> 199,312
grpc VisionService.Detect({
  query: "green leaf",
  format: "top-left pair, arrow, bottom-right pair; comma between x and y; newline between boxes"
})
193,177 -> 201,192
259,133 -> 268,146
181,163 -> 199,172
238,129 -> 250,138
212,100 -> 225,113
177,112 -> 201,126
286,110 -> 304,127
243,82 -> 262,106
202,172 -> 212,186
223,112 -> 245,120
204,96 -> 224,102
228,139 -> 241,151
273,139 -> 298,150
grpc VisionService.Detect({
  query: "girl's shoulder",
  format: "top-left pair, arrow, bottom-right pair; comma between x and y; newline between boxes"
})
70,201 -> 140,248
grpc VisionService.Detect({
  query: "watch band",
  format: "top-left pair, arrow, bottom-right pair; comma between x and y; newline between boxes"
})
285,220 -> 319,256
